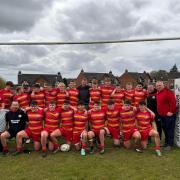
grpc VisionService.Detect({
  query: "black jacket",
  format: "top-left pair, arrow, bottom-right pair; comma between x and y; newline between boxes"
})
6,109 -> 28,132
77,85 -> 90,105
147,89 -> 158,115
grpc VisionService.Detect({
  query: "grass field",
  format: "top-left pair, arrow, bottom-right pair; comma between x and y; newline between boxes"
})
0,138 -> 180,180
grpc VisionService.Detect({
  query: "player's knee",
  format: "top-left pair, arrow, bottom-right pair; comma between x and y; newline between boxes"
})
154,131 -> 159,137
100,129 -> 105,136
1,133 -> 6,139
17,132 -> 23,139
124,143 -> 130,149
82,132 -> 87,139
114,140 -> 120,146
34,143 -> 40,151
41,131 -> 47,138
88,131 -> 93,138
50,132 -> 55,138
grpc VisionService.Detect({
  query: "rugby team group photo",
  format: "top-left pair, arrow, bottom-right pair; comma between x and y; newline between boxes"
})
0,76 -> 177,158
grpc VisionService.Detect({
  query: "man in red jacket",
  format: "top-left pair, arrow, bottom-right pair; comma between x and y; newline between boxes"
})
156,81 -> 176,151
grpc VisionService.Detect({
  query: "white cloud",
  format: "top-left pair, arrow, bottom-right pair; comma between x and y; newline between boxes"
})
0,0 -> 180,83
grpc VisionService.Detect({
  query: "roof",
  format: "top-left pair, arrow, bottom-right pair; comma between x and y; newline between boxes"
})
18,72 -> 63,85
121,70 -> 151,81
64,78 -> 76,85
82,72 -> 110,81
168,72 -> 180,79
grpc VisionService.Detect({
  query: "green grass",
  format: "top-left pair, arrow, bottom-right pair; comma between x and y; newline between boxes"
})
0,138 -> 180,180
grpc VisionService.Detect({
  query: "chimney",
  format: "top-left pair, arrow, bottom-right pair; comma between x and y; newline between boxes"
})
125,69 -> 128,73
18,71 -> 22,75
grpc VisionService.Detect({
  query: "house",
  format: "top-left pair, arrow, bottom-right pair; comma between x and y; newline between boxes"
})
119,69 -> 152,88
150,71 -> 180,89
76,69 -> 119,86
63,78 -> 76,86
18,71 -> 63,87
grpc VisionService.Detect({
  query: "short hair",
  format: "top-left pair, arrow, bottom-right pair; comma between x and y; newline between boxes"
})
94,101 -> 101,106
107,99 -> 114,105
139,100 -> 146,106
63,99 -> 70,105
77,101 -> 85,106
16,86 -> 22,92
58,82 -> 66,87
104,77 -> 111,82
137,82 -> 143,86
23,84 -> 29,89
124,100 -> 131,105
32,83 -> 40,88
82,78 -> 87,81
30,101 -> 38,106
49,100 -> 56,105
12,101 -> 19,104
6,81 -> 14,87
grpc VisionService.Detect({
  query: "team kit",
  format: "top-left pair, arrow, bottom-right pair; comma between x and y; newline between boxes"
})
0,78 -> 162,157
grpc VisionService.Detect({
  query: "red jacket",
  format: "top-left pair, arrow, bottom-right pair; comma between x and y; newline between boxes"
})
156,88 -> 176,116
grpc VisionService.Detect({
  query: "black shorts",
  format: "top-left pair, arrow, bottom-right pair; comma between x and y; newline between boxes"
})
7,129 -> 19,138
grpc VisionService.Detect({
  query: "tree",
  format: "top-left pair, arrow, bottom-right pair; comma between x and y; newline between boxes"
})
150,70 -> 169,81
0,76 -> 6,89
170,64 -> 178,73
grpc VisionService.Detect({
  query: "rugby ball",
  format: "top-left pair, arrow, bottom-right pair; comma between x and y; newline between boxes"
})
60,144 -> 70,152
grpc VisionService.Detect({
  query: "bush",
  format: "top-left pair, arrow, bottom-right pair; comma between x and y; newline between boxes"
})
0,76 -> 6,89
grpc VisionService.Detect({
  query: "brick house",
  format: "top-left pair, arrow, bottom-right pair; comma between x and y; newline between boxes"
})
18,71 -> 63,87
76,69 -> 119,86
119,69 -> 152,88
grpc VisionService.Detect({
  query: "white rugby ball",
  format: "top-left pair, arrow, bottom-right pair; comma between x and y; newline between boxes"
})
60,144 -> 70,152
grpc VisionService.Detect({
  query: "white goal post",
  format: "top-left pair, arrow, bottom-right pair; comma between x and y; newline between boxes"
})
174,78 -> 180,147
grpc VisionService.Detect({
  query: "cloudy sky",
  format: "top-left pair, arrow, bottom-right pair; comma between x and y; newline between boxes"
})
0,0 -> 180,83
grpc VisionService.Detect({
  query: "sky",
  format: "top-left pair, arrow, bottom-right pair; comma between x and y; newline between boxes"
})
0,0 -> 180,83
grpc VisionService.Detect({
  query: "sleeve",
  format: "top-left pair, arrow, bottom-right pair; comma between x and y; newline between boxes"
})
87,110 -> 91,122
23,111 -> 29,122
149,112 -> 155,122
57,107 -> 62,113
167,90 -> 176,114
143,89 -> 147,98
5,112 -> 9,123
13,95 -> 17,101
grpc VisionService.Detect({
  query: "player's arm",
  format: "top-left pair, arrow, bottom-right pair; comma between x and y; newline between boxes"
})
85,111 -> 89,131
145,107 -> 155,118
135,118 -> 139,129
152,121 -> 157,131
5,112 -> 9,130
111,88 -> 116,97
87,110 -> 92,131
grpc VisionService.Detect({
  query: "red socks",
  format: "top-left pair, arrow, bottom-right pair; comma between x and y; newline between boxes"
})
155,146 -> 161,150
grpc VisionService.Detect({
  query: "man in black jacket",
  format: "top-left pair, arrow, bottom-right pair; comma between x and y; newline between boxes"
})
0,101 -> 28,155
77,78 -> 90,109
147,83 -> 162,139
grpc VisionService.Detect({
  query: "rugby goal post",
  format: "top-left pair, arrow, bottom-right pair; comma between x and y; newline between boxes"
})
174,78 -> 180,147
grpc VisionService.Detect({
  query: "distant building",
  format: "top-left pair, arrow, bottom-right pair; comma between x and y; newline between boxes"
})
76,69 -> 119,86
18,71 -> 63,87
119,69 -> 151,88
63,78 -> 76,86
